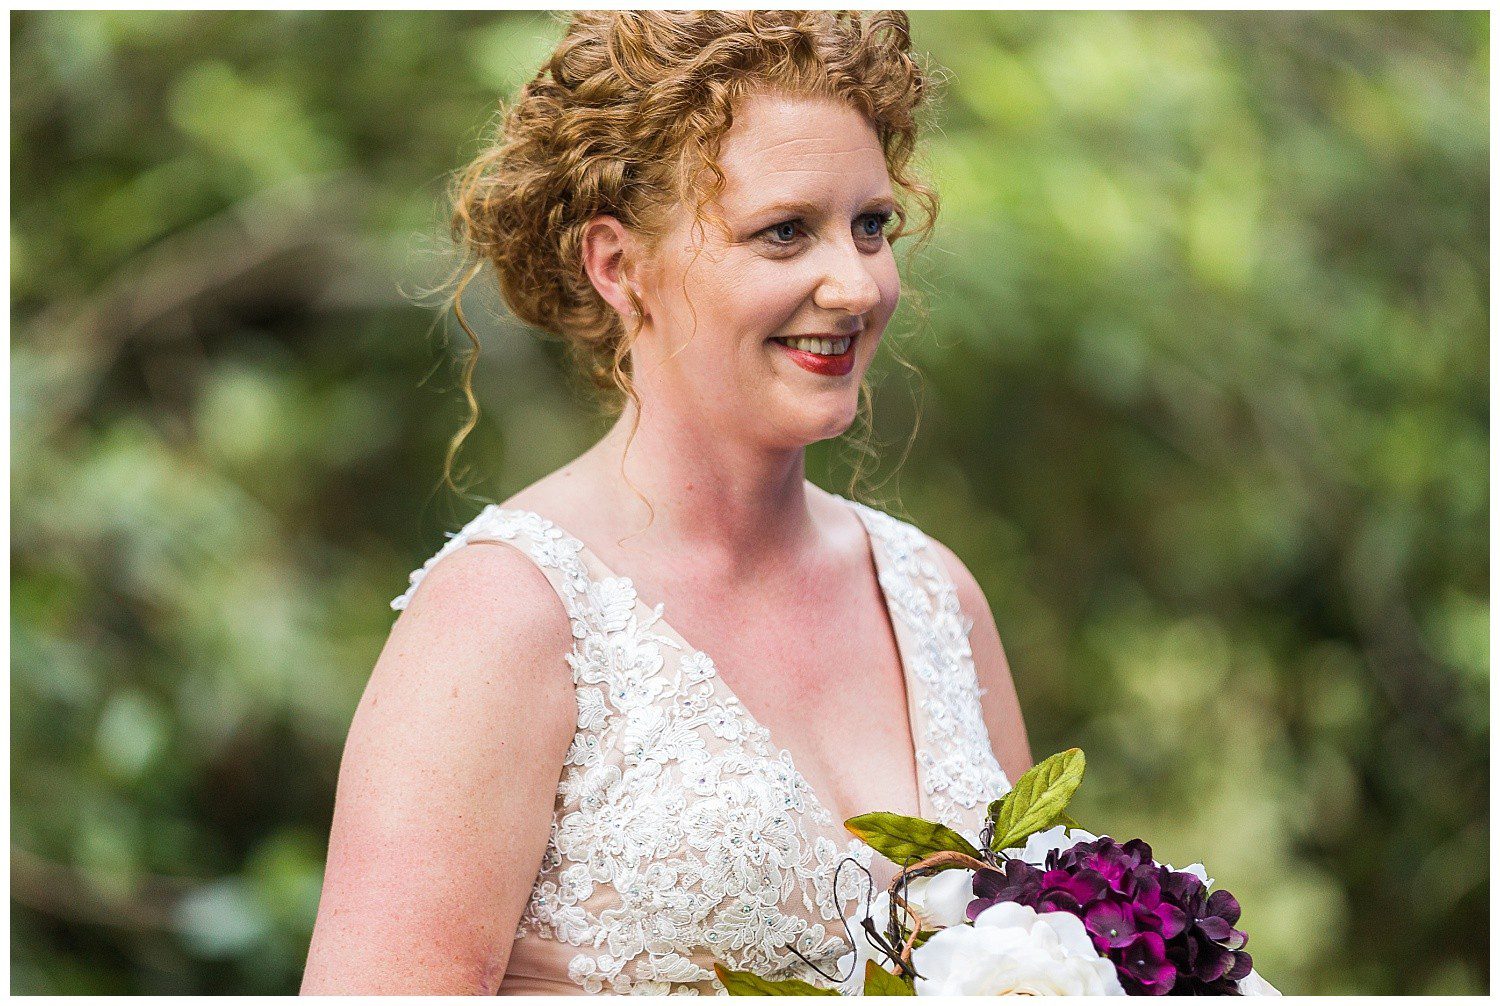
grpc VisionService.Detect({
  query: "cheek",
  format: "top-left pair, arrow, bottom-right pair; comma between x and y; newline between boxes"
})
666,255 -> 796,334
702,265 -> 806,352
655,268 -> 788,393
874,255 -> 902,320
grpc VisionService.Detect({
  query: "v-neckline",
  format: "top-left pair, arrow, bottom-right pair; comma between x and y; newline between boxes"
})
503,493 -> 929,832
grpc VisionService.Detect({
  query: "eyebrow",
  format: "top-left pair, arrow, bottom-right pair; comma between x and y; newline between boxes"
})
746,195 -> 896,219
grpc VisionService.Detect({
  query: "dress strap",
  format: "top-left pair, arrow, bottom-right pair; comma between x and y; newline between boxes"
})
390,504 -> 603,646
838,496 -> 967,632
835,494 -> 1009,826
848,499 -> 981,676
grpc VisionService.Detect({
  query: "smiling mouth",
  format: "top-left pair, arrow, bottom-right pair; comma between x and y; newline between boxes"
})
769,334 -> 855,356
768,333 -> 859,377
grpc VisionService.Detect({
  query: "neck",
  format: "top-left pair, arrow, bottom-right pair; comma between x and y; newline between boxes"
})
579,395 -> 823,579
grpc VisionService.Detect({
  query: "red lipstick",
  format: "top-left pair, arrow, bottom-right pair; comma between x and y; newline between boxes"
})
770,334 -> 857,377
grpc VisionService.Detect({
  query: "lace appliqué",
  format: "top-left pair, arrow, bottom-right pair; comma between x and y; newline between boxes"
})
392,506 -> 876,995
842,500 -> 1012,830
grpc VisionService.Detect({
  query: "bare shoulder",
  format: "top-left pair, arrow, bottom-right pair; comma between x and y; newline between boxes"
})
302,541 -> 576,993
923,531 -> 1034,785
361,538 -> 578,802
390,536 -> 576,664
498,464 -> 603,535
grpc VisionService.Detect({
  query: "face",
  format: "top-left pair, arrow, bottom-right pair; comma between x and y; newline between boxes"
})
627,89 -> 902,448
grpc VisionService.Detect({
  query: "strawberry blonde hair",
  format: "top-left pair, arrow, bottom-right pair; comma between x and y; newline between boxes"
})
441,10 -> 941,504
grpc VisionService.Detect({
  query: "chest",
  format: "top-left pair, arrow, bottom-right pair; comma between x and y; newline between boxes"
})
623,563 -> 924,839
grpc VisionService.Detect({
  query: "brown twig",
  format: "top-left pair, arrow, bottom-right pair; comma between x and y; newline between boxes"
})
884,850 -> 992,971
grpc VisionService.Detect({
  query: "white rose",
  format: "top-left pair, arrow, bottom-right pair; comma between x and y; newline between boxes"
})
911,901 -> 1126,996
903,868 -> 976,930
1237,967 -> 1282,996
1011,824 -> 1099,865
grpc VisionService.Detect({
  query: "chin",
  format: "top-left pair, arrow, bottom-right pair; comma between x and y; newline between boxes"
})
797,406 -> 859,445
759,385 -> 860,447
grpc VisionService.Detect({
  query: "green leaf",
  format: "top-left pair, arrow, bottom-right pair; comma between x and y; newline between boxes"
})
846,812 -> 982,864
986,803 -> 1083,835
988,748 -> 1087,853
713,964 -> 840,996
863,960 -> 916,996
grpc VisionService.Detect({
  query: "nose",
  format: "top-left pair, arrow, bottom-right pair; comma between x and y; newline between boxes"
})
812,241 -> 883,318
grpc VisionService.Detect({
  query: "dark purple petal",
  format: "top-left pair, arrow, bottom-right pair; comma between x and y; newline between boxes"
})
1085,854 -> 1131,893
970,863 -> 1039,915
1037,890 -> 1083,915
1160,870 -> 1206,911
1226,950 -> 1254,982
1131,867 -> 1162,905
1119,931 -> 1176,993
1135,900 -> 1188,940
1207,888 -> 1242,926
974,864 -> 1021,899
1122,838 -> 1155,869
1044,868 -> 1110,903
1086,900 -> 1138,949
1197,915 -> 1233,941
1128,871 -> 1164,921
1193,941 -> 1235,983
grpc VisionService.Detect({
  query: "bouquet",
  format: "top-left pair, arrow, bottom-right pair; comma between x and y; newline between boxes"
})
715,749 -> 1280,996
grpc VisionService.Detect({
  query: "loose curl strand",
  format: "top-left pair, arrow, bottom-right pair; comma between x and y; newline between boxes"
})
437,10 -> 944,516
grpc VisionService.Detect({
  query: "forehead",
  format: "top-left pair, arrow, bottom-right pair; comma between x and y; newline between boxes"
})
713,90 -> 891,207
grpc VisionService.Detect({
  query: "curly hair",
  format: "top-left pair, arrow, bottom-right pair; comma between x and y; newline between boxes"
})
440,10 -> 942,503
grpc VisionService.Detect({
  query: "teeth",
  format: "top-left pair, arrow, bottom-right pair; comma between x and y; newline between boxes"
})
777,336 -> 852,356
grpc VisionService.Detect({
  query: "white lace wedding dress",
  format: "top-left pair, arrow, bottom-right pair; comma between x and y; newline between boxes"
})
391,494 -> 1011,995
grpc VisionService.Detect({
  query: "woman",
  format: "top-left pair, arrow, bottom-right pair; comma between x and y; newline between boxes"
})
302,11 -> 1031,994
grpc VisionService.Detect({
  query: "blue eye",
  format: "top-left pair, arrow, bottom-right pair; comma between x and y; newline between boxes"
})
759,211 -> 892,249
765,220 -> 801,244
859,211 -> 893,238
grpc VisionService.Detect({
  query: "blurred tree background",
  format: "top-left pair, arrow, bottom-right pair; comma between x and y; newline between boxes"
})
10,10 -> 1488,995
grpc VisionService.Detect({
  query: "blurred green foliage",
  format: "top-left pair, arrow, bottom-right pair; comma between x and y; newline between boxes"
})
11,10 -> 1487,995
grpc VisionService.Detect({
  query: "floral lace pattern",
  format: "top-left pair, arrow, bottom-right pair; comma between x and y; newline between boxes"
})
391,496 -> 1010,995
844,501 -> 1012,828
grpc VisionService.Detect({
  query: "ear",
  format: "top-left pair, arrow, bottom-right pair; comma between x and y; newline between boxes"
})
580,215 -> 647,320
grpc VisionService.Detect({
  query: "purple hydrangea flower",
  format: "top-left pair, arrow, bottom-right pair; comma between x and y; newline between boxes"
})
968,835 -> 1254,995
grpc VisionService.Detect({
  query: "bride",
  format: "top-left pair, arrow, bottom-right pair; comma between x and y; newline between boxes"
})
302,11 -> 1032,994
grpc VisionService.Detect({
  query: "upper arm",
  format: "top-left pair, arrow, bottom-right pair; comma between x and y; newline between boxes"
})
926,535 -> 1033,786
301,541 -> 577,994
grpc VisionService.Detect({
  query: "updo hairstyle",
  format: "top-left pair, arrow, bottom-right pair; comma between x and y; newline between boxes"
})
442,10 -> 941,495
